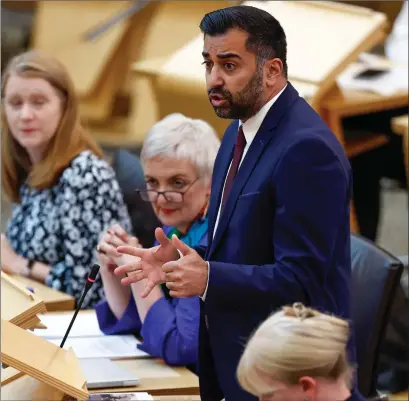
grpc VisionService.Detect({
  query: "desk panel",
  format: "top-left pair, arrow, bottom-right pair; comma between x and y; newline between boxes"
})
11,275 -> 75,312
322,88 -> 408,117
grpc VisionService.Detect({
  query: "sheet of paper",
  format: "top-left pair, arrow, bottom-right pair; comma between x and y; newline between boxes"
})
89,392 -> 153,400
48,335 -> 150,359
337,59 -> 408,96
34,312 -> 104,338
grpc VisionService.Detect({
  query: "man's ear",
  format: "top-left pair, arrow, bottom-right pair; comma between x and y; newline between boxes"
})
298,376 -> 317,400
264,58 -> 283,84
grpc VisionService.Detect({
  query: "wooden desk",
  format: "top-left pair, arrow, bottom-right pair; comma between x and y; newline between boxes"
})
392,114 -> 409,180
390,391 -> 409,400
320,87 -> 408,233
11,275 -> 75,312
2,309 -> 199,396
322,88 -> 408,118
93,359 -> 199,396
74,309 -> 198,395
2,358 -> 200,397
392,114 -> 408,136
320,87 -> 409,157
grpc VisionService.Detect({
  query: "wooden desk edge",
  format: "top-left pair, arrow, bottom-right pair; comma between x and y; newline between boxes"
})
91,361 -> 199,396
322,90 -> 409,117
392,115 -> 408,136
11,275 -> 76,311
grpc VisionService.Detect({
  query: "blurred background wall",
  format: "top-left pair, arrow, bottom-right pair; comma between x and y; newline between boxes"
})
1,0 -> 407,257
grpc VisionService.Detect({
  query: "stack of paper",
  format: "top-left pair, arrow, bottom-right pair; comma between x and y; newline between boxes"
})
34,312 -> 104,338
49,335 -> 149,359
34,312 -> 151,360
337,53 -> 409,96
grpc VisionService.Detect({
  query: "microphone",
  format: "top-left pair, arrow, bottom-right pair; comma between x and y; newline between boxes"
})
59,264 -> 100,348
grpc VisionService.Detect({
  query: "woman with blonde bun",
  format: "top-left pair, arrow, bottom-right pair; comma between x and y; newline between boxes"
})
237,303 -> 365,401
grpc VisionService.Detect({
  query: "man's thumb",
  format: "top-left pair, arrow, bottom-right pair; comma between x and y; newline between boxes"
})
171,235 -> 191,256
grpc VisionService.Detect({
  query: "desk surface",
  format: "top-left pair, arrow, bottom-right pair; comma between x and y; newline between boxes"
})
11,275 -> 75,312
26,309 -> 198,396
392,392 -> 408,401
94,359 -> 199,396
392,115 -> 409,136
322,87 -> 408,117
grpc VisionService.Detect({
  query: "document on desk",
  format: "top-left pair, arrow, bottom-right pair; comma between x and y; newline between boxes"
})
34,312 -> 104,338
49,335 -> 150,359
34,312 -> 151,359
337,55 -> 408,96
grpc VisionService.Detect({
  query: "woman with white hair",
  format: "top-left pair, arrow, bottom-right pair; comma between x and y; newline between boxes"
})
95,113 -> 220,371
237,303 -> 365,401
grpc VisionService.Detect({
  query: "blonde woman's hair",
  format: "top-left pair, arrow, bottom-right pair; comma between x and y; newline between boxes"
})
237,303 -> 352,396
141,113 -> 220,180
1,50 -> 103,203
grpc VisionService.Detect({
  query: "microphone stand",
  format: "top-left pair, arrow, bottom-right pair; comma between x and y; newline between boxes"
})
59,288 -> 88,348
59,264 -> 100,348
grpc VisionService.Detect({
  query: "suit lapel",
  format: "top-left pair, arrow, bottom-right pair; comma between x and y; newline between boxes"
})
209,83 -> 300,257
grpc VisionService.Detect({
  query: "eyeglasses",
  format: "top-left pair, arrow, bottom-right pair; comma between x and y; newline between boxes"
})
136,177 -> 200,203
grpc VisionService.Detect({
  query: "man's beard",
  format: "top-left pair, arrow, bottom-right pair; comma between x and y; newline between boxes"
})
208,67 -> 263,120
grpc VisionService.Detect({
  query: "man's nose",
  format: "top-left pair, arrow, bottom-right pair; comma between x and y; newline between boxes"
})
207,67 -> 224,89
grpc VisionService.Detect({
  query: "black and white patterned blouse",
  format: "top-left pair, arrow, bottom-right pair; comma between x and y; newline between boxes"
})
6,150 -> 132,308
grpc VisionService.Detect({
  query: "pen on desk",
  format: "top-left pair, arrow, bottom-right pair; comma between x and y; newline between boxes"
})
26,286 -> 35,294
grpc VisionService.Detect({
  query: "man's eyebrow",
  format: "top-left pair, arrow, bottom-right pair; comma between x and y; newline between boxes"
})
216,52 -> 241,60
201,51 -> 241,60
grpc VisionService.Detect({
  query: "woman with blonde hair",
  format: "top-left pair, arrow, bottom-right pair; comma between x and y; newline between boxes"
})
1,51 -> 131,308
237,302 -> 364,401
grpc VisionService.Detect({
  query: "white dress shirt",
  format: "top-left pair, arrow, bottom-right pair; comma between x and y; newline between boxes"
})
201,84 -> 287,300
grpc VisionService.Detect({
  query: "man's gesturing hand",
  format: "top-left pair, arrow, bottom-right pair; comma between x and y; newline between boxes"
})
114,227 -> 179,297
163,235 -> 208,298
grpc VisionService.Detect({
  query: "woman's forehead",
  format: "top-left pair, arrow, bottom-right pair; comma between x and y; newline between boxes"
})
143,156 -> 198,177
5,74 -> 55,97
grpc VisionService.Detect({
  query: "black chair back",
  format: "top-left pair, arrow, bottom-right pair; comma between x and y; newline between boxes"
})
351,233 -> 403,397
111,149 -> 160,248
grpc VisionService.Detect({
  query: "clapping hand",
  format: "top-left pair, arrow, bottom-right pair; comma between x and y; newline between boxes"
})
96,224 -> 141,274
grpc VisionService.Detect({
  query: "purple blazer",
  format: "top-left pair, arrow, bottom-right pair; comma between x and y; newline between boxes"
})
95,224 -> 207,368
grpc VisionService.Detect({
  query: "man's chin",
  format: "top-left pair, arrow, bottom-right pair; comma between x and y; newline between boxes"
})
213,106 -> 232,119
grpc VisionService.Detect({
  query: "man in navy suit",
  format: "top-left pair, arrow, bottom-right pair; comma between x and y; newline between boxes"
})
115,5 -> 362,401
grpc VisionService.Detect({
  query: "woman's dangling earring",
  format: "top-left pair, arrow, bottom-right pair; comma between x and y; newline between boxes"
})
200,197 -> 209,222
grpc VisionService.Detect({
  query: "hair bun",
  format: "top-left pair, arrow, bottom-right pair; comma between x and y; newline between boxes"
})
282,302 -> 318,320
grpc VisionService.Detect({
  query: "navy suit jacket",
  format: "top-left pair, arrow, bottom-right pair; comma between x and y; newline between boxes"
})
195,83 -> 361,401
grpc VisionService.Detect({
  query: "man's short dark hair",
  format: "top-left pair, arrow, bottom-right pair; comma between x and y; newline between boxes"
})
199,5 -> 288,78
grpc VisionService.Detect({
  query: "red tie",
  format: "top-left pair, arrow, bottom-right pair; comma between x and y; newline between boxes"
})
221,125 -> 247,209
